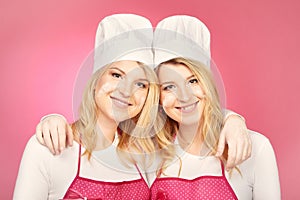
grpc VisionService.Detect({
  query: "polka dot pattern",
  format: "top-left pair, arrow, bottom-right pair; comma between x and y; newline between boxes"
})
62,145 -> 150,200
62,145 -> 237,199
63,176 -> 150,200
150,168 -> 238,200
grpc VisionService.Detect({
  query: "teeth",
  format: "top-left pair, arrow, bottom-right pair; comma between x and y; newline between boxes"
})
178,102 -> 198,112
182,104 -> 195,111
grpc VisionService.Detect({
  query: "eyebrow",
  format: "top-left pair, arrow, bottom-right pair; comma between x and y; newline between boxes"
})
109,67 -> 150,83
109,67 -> 126,75
138,78 -> 150,83
186,75 -> 196,80
160,81 -> 174,86
160,75 -> 196,85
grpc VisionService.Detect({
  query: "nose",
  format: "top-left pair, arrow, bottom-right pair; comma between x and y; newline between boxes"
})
117,79 -> 131,97
176,85 -> 192,102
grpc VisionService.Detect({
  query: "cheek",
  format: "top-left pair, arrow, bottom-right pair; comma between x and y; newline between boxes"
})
161,93 -> 176,108
138,96 -> 146,106
94,82 -> 116,107
96,82 -> 116,95
133,91 -> 147,105
193,86 -> 205,98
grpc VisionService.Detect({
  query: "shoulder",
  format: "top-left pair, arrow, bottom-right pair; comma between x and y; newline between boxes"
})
243,130 -> 278,169
248,130 -> 270,144
19,135 -> 80,182
248,130 -> 274,154
236,130 -> 277,171
23,135 -> 53,158
23,135 -> 80,161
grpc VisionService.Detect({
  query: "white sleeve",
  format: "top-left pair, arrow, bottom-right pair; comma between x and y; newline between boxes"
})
252,138 -> 281,200
40,113 -> 67,122
13,135 -> 52,200
222,109 -> 245,122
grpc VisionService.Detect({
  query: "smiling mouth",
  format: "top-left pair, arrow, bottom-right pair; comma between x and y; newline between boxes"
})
175,101 -> 198,113
111,96 -> 132,108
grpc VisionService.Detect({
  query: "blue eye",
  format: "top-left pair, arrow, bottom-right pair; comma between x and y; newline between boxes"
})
188,78 -> 198,84
135,82 -> 147,88
112,73 -> 122,79
163,85 -> 176,91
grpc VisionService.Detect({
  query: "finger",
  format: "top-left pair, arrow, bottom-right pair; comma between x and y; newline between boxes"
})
49,125 -> 60,154
66,125 -> 73,147
57,123 -> 67,152
42,124 -> 55,155
226,142 -> 237,171
241,146 -> 250,163
243,133 -> 252,160
248,136 -> 252,157
216,131 -> 226,157
234,138 -> 245,165
35,123 -> 45,145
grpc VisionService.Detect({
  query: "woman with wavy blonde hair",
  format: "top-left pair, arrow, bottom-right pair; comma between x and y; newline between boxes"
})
14,14 -> 173,200
157,58 -> 225,156
150,15 -> 280,200
75,60 -> 172,163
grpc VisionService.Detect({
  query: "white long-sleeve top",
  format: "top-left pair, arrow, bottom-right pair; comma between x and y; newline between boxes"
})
154,130 -> 281,199
13,135 -> 147,200
14,129 -> 280,199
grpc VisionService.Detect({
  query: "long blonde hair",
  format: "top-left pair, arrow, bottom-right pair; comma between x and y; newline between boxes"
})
157,57 -> 229,168
72,61 -> 173,164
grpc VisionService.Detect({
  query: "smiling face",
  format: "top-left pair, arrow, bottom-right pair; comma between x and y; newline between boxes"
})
158,62 -> 206,126
95,60 -> 149,123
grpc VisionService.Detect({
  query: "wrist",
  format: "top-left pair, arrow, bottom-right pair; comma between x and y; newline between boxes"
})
40,113 -> 67,122
223,112 -> 245,125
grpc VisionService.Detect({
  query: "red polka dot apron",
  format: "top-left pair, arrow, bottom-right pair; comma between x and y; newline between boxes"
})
62,146 -> 150,200
150,161 -> 238,200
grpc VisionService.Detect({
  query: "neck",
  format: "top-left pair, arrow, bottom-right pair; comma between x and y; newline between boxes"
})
94,115 -> 119,150
177,122 -> 204,155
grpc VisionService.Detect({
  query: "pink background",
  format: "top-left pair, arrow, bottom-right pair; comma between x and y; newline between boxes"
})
1,0 -> 299,199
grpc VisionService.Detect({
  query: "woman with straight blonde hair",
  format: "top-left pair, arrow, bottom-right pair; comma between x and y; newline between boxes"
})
149,15 -> 280,200
151,57 -> 280,199
14,14 -> 172,200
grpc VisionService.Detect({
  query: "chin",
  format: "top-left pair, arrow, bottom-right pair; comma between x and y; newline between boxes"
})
180,120 -> 200,126
179,114 -> 202,126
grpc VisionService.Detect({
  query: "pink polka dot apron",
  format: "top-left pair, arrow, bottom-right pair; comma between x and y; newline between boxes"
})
150,161 -> 238,200
62,146 -> 150,200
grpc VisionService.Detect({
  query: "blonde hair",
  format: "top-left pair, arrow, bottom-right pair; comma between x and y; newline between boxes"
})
157,57 -> 231,173
72,61 -> 173,165
117,62 -> 173,166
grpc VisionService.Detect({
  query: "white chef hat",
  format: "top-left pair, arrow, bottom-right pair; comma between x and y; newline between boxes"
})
93,13 -> 153,72
153,15 -> 227,108
73,14 -> 154,119
153,15 -> 211,67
